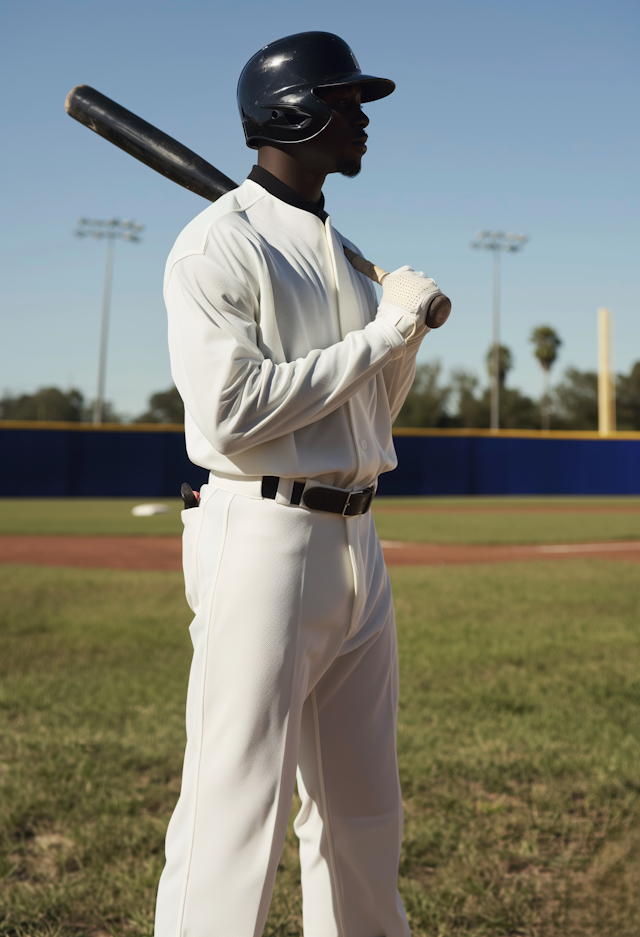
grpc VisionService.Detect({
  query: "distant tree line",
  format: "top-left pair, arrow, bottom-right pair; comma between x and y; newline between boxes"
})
0,387 -> 122,423
1,358 -> 638,431
0,385 -> 183,425
395,354 -> 640,431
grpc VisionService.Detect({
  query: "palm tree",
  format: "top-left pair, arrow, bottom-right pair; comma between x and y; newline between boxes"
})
530,326 -> 562,429
485,344 -> 513,388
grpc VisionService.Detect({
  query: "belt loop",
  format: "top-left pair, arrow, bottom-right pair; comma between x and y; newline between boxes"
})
261,476 -> 279,500
290,481 -> 305,506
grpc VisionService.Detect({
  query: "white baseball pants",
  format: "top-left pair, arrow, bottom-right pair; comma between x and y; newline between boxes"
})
154,476 -> 410,937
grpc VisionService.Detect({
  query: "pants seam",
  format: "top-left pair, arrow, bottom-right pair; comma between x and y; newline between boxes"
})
175,492 -> 233,937
252,539 -> 310,937
254,520 -> 309,937
311,688 -> 349,937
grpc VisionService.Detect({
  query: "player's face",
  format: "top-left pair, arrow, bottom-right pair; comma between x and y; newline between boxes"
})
311,84 -> 369,177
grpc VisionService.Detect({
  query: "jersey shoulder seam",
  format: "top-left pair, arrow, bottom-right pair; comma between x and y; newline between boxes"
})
165,185 -> 266,277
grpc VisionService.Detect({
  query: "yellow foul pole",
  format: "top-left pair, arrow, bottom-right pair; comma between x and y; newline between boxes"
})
597,307 -> 616,435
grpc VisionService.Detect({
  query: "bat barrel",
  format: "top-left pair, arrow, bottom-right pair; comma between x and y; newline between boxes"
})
65,85 -> 238,203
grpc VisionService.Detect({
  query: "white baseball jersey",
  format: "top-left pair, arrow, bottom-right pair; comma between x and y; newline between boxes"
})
156,172 -> 424,937
164,176 -> 428,490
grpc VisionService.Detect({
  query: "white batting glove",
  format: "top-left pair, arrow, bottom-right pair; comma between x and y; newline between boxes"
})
376,265 -> 443,340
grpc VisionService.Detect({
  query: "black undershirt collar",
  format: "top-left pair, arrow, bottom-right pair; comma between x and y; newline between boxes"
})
247,165 -> 328,223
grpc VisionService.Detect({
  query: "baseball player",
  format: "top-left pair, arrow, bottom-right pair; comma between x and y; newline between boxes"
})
155,31 -> 448,937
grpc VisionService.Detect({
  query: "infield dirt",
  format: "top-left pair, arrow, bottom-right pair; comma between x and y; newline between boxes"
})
1,533 -> 639,570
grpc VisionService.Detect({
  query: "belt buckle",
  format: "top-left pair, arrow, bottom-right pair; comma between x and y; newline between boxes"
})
342,488 -> 372,517
342,492 -> 353,516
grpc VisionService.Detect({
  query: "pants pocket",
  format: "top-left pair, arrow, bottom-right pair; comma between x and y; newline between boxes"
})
182,502 -> 205,613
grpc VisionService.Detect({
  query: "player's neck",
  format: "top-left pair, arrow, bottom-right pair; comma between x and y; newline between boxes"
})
257,147 -> 325,205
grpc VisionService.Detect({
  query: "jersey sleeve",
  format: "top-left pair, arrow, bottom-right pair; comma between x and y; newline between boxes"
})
381,325 -> 431,423
165,246 -> 406,457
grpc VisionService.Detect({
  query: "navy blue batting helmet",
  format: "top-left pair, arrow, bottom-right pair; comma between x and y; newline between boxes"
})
237,32 -> 395,149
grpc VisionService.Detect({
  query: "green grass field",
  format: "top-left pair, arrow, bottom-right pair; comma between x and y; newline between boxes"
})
373,499 -> 640,545
1,561 -> 639,936
0,499 -> 185,537
1,497 -> 639,544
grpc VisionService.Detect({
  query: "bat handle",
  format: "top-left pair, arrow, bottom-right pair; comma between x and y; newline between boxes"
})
343,247 -> 388,285
343,246 -> 452,329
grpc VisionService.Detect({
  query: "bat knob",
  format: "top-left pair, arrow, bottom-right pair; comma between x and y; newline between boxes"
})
425,293 -> 452,329
181,482 -> 199,509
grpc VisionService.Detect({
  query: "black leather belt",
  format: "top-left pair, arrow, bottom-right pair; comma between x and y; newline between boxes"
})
261,476 -> 375,516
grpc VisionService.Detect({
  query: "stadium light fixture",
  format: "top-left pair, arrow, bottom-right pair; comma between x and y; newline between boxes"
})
471,230 -> 529,430
75,218 -> 144,423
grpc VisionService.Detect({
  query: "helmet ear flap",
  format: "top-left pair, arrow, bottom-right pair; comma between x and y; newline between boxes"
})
265,107 -> 315,131
240,95 -> 332,149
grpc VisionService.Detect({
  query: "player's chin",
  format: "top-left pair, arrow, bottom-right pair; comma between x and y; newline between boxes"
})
336,155 -> 363,178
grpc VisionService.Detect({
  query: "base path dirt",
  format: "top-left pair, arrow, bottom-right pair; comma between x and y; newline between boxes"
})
0,535 -> 183,571
373,505 -> 640,514
379,540 -> 640,565
1,535 -> 640,571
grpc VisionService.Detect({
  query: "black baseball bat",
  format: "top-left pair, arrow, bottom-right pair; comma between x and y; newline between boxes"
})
65,85 -> 238,202
65,85 -> 451,326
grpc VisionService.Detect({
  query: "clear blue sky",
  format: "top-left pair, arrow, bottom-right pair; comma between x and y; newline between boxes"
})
1,0 -> 638,417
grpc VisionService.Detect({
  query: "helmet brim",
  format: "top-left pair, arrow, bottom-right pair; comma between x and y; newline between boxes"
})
314,73 -> 395,103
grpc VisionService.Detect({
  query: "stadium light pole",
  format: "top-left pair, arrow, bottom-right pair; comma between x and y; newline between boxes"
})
75,218 -> 144,423
471,230 -> 529,430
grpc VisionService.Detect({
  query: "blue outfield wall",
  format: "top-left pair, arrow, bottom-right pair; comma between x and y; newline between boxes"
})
0,427 -> 209,498
377,434 -> 640,496
0,425 -> 639,497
